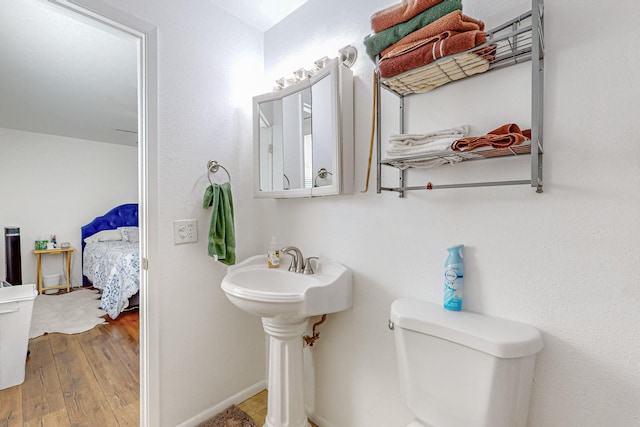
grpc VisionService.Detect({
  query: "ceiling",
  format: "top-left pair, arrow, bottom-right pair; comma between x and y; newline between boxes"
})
0,1 -> 139,146
0,0 -> 305,147
210,0 -> 308,32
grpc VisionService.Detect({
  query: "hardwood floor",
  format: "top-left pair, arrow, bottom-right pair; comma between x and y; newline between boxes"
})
0,309 -> 139,427
2,306 -> 321,427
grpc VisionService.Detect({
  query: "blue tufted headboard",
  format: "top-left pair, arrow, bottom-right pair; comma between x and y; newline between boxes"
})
81,203 -> 138,286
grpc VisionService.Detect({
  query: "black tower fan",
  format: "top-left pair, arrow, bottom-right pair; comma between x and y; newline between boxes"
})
4,226 -> 22,285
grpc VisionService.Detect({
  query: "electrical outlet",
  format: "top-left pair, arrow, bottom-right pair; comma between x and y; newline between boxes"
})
173,219 -> 198,244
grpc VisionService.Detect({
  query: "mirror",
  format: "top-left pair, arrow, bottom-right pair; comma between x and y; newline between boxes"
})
253,57 -> 353,198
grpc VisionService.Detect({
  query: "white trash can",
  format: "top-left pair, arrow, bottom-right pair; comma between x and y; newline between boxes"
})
43,273 -> 61,294
0,284 -> 37,390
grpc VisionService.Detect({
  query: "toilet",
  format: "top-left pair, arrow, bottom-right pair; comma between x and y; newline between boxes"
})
390,298 -> 543,427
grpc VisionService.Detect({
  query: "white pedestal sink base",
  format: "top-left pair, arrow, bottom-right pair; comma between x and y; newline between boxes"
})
262,317 -> 311,427
221,255 -> 352,427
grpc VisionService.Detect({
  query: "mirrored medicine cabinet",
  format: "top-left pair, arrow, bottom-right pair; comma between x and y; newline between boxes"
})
253,57 -> 354,198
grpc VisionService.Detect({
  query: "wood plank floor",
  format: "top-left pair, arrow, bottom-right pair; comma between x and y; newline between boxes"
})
2,302 -> 320,427
0,308 -> 139,427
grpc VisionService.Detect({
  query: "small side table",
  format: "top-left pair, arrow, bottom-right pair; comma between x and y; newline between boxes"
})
33,247 -> 75,294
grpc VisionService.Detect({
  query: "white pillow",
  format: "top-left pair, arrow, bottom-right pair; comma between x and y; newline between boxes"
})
84,229 -> 123,243
118,226 -> 139,243
128,228 -> 139,243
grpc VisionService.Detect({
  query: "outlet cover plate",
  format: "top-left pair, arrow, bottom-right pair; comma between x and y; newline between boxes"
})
174,219 -> 198,244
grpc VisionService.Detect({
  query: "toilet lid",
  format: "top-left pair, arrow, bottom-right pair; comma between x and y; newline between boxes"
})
390,298 -> 543,358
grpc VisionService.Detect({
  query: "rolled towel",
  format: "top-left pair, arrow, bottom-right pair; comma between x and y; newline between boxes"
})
364,0 -> 462,62
371,0 -> 445,34
380,11 -> 484,58
379,30 -> 487,78
451,124 -> 532,152
489,123 -> 531,137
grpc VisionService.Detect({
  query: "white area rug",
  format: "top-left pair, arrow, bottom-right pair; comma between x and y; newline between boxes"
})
29,289 -> 107,339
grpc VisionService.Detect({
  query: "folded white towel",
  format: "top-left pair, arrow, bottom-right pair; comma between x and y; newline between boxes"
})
385,137 -> 457,158
383,125 -> 473,168
388,157 -> 449,169
389,124 -> 469,146
388,152 -> 482,169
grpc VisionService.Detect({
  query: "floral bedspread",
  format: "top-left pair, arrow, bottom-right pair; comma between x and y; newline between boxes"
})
83,241 -> 139,319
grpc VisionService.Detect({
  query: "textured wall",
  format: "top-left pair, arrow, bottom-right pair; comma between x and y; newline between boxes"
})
264,0 -> 640,426
65,0 -> 640,425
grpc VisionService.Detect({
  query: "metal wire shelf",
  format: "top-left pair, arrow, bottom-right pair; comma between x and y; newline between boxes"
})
376,0 -> 544,197
379,9 -> 536,97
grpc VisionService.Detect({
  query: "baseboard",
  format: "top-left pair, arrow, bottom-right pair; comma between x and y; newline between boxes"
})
177,380 -> 267,427
308,410 -> 338,427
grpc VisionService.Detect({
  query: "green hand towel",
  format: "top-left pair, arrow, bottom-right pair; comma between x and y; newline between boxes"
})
364,0 -> 462,62
203,182 -> 236,265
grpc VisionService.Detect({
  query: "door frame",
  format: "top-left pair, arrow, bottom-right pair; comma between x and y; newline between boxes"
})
48,1 -> 157,425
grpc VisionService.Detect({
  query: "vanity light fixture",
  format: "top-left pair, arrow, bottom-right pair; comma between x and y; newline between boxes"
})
338,45 -> 358,69
314,56 -> 331,70
283,77 -> 298,87
294,67 -> 312,80
271,46 -> 358,93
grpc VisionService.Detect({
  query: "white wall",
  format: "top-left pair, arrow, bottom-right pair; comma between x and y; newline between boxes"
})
0,127 -> 137,287
263,0 -> 640,426
80,0 -> 268,425
64,0 -> 640,426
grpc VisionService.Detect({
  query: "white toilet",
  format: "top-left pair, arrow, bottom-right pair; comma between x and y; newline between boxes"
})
390,298 -> 543,427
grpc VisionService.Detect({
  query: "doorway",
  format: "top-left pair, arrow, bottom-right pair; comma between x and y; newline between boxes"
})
0,0 -> 152,424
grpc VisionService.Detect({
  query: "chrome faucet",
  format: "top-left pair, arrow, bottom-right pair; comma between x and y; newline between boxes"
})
303,257 -> 318,275
281,246 -> 304,273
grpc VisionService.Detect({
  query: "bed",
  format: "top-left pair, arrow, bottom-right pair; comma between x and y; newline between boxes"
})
81,203 -> 140,319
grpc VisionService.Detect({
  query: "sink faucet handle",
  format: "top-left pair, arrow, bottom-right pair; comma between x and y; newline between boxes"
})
288,256 -> 297,272
281,247 -> 298,272
303,257 -> 319,275
281,246 -> 305,273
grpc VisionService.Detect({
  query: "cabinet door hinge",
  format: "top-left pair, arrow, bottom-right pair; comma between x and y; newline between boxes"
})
142,258 -> 149,270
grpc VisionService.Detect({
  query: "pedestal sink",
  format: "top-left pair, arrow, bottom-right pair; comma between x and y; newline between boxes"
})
221,254 -> 352,427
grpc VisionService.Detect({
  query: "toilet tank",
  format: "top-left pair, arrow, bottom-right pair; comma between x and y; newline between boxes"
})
390,298 -> 543,427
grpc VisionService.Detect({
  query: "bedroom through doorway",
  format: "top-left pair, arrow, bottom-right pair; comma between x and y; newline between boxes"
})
0,0 -> 150,424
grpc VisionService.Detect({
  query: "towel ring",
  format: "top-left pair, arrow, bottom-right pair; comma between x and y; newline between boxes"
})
313,168 -> 333,187
207,160 -> 231,185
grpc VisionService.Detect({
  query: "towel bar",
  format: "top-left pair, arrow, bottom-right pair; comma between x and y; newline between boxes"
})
313,168 -> 333,187
207,160 -> 231,184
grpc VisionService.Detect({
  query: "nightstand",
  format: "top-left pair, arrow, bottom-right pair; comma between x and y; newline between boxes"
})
33,247 -> 74,294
